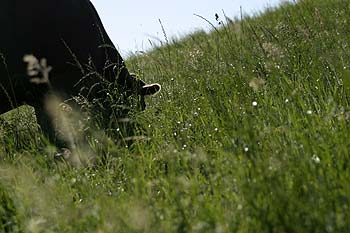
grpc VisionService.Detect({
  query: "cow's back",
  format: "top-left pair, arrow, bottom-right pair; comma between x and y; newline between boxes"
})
0,0 -> 121,110
11,0 -> 107,71
0,1 -> 15,71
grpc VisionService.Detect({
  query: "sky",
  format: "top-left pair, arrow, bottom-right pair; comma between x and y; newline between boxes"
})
91,0 -> 286,56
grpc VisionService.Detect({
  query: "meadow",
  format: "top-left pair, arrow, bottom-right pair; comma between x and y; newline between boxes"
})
0,0 -> 350,232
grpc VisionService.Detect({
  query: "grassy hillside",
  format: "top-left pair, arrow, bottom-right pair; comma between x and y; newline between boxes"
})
1,0 -> 350,231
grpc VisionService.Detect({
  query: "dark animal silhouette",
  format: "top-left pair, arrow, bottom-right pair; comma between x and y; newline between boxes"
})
0,0 -> 160,148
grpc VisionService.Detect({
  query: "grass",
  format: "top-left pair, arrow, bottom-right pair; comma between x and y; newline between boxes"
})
1,0 -> 350,232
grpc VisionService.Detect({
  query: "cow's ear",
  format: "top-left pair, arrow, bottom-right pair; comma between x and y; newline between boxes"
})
141,83 -> 161,96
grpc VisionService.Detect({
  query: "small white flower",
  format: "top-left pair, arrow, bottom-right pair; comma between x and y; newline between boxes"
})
244,147 -> 249,152
252,101 -> 258,107
307,110 -> 312,115
312,155 -> 320,164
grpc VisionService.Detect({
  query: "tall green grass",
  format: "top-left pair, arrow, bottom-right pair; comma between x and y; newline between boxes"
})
1,0 -> 350,231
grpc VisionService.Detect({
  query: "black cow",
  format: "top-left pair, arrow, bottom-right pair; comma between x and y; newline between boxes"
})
0,0 -> 160,148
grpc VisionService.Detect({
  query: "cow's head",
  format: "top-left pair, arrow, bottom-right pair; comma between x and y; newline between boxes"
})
131,74 -> 161,110
79,71 -> 160,143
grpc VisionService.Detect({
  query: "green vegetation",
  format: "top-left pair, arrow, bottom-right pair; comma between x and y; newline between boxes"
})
1,0 -> 350,231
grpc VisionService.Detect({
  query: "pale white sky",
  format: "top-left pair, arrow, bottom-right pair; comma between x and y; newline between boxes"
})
91,0 -> 287,56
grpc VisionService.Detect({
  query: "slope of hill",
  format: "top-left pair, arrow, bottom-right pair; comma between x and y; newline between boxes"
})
0,0 -> 350,231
